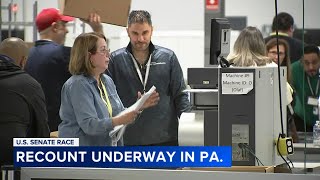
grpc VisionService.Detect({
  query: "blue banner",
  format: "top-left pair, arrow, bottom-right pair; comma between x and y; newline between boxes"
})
14,146 -> 231,168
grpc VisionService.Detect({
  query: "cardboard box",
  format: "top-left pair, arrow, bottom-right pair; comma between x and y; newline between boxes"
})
59,0 -> 131,27
182,166 -> 274,173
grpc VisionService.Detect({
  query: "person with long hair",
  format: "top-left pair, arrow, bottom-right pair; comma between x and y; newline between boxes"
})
228,26 -> 275,67
266,38 -> 292,83
266,38 -> 298,141
58,32 -> 159,146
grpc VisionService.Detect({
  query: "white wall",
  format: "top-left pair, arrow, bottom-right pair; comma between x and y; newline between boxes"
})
225,0 -> 320,29
118,31 -> 204,78
2,0 -> 320,78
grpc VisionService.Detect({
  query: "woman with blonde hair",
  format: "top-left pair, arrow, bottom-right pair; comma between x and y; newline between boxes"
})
58,32 -> 159,146
228,26 -> 275,67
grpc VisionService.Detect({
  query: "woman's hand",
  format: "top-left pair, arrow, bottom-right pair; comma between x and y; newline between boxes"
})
138,91 -> 160,110
112,108 -> 140,127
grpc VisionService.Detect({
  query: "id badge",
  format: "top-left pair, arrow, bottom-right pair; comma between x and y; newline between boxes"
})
313,106 -> 319,115
307,96 -> 318,106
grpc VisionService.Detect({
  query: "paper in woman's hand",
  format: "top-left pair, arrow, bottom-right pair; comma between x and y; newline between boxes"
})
109,124 -> 125,137
109,124 -> 126,146
108,86 -> 156,146
128,85 -> 156,111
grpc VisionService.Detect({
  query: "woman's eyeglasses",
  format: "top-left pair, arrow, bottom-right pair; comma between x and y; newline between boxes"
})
96,48 -> 110,57
268,51 -> 285,57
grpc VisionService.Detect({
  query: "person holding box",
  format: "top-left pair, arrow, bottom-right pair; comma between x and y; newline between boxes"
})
25,8 -> 103,132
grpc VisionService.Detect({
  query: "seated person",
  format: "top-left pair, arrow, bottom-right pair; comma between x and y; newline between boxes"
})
266,38 -> 298,141
291,45 -> 320,132
266,38 -> 292,82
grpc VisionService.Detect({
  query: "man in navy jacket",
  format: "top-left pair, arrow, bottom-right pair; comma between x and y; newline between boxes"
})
25,8 -> 103,131
107,10 -> 191,146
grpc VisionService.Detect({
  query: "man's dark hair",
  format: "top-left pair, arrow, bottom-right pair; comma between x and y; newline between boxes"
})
304,44 -> 320,56
272,12 -> 294,32
128,10 -> 152,26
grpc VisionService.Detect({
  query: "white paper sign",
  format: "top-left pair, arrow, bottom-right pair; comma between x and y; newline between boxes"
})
221,73 -> 253,94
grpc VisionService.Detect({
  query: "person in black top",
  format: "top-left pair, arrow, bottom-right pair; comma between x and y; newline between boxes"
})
0,37 -> 50,166
265,12 -> 304,63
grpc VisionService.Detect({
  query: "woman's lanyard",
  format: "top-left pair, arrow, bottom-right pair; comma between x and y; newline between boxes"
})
307,76 -> 320,97
97,78 -> 113,117
130,54 -> 152,92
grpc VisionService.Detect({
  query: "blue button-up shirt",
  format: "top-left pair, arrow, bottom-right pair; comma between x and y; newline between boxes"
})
58,74 -> 125,146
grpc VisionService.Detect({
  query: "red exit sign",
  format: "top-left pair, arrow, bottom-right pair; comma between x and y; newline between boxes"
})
206,0 -> 219,11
